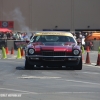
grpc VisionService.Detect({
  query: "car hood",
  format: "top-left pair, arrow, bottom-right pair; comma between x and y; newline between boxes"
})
45,42 -> 76,46
27,42 -> 78,52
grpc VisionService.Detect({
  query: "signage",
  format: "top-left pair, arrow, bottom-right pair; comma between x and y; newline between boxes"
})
14,41 -> 27,50
2,21 -> 8,27
0,21 -> 14,28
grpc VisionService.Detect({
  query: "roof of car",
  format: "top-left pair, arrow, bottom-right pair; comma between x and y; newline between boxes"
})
34,31 -> 73,37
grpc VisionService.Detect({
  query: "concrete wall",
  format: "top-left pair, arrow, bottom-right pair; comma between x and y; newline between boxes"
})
0,0 -> 100,31
74,0 -> 100,30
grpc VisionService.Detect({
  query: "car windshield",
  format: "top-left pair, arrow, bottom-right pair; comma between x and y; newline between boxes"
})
30,35 -> 76,43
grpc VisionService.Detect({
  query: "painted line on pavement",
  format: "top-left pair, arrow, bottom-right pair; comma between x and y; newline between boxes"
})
56,79 -> 100,85
47,92 -> 100,94
0,92 -> 100,95
80,72 -> 100,75
0,88 -> 38,94
0,88 -> 100,95
13,92 -> 100,95
18,75 -> 61,79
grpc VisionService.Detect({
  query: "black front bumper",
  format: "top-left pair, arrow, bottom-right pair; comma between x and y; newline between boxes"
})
26,55 -> 81,67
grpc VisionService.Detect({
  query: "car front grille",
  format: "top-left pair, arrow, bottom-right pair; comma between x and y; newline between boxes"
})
42,51 -> 66,61
42,51 -> 66,56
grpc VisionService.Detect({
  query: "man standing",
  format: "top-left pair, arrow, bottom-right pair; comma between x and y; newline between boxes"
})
89,40 -> 93,50
23,33 -> 29,41
30,33 -> 35,39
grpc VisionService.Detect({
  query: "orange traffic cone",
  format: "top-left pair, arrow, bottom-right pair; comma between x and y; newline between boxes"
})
85,52 -> 91,64
96,54 -> 100,66
11,47 -> 14,54
96,46 -> 100,66
21,48 -> 24,56
5,47 -> 9,54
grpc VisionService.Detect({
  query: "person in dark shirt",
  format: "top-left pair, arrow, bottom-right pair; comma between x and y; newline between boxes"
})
30,33 -> 35,39
89,40 -> 93,50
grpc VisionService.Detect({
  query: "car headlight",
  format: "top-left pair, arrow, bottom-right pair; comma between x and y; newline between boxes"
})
73,50 -> 80,55
28,49 -> 34,54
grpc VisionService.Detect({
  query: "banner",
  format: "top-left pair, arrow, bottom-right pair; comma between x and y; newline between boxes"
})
14,41 -> 27,50
0,21 -> 14,28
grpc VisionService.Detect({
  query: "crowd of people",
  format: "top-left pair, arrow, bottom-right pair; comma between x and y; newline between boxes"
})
71,31 -> 93,50
0,31 -> 93,50
0,32 -> 31,40
0,31 -> 91,39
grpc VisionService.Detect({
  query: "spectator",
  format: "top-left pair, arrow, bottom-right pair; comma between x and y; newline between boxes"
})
89,40 -> 93,50
73,34 -> 76,39
79,32 -> 82,39
23,33 -> 29,41
8,32 -> 10,39
30,33 -> 35,39
3,33 -> 7,39
82,36 -> 85,48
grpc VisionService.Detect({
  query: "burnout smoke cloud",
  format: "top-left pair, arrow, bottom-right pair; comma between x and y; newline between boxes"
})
3,7 -> 31,36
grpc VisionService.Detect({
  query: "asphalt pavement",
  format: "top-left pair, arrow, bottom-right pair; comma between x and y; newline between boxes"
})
0,50 -> 100,100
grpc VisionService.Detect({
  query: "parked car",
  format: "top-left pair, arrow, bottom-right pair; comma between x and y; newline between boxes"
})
24,31 -> 82,70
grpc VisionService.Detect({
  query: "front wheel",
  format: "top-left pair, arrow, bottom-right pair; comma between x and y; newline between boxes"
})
25,59 -> 32,70
74,58 -> 82,70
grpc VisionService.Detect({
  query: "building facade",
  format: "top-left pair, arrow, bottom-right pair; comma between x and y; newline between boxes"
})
0,0 -> 100,31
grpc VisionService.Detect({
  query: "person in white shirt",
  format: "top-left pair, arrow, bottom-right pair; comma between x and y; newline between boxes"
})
82,36 -> 85,48
79,32 -> 82,39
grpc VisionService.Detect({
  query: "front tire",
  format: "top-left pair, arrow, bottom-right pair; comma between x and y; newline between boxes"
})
25,59 -> 32,70
74,58 -> 82,70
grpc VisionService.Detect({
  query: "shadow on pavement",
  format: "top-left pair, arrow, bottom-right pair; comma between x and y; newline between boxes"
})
16,66 -> 75,71
16,66 -> 25,70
